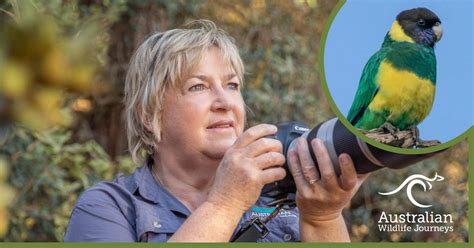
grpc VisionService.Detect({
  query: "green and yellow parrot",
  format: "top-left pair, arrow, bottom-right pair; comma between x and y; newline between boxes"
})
347,8 -> 443,135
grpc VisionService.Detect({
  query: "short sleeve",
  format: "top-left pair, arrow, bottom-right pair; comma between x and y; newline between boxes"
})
64,183 -> 137,242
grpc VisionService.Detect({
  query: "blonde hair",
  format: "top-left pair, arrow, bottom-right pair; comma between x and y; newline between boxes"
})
124,20 -> 244,164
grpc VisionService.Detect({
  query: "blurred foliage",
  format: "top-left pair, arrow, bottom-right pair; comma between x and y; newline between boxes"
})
0,155 -> 15,237
0,0 -> 468,243
1,127 -> 134,241
0,0 -> 124,131
0,0 -> 126,240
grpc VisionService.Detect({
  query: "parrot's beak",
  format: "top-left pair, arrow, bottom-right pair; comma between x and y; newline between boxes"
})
432,22 -> 443,42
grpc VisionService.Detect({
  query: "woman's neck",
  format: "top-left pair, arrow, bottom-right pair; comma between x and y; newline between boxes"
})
152,150 -> 220,212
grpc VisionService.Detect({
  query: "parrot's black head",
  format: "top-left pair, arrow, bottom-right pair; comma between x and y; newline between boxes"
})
390,7 -> 443,47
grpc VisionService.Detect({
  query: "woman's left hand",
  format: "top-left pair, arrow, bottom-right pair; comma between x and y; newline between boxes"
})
287,137 -> 369,223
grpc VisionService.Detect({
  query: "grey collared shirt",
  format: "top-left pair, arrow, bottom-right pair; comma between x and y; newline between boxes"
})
64,162 -> 300,242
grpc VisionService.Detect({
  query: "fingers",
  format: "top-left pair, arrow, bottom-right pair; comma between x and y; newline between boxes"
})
245,138 -> 283,157
232,124 -> 283,168
259,167 -> 286,185
233,124 -> 277,148
287,148 -> 307,187
311,139 -> 337,186
296,138 -> 320,183
254,152 -> 285,169
338,153 -> 357,191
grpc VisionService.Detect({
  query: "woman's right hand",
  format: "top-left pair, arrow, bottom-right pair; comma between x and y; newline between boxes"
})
206,124 -> 286,213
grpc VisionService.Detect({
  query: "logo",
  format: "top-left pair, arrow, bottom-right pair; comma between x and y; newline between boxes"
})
250,206 -> 297,219
294,126 -> 309,132
378,172 -> 444,208
376,172 -> 454,234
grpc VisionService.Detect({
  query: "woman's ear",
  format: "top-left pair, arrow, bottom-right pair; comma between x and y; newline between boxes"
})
139,109 -> 163,142
138,108 -> 154,133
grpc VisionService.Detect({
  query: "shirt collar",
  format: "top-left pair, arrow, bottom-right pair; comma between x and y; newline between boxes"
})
130,158 -> 191,216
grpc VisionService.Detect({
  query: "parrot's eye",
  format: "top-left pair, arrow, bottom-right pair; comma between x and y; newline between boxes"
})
417,19 -> 426,26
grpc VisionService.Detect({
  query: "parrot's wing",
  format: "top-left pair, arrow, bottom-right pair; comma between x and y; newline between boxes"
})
346,49 -> 387,125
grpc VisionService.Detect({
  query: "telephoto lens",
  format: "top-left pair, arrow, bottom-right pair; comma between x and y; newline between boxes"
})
262,117 -> 441,199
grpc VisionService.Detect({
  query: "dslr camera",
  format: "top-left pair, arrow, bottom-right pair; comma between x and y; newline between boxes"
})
263,117 -> 439,199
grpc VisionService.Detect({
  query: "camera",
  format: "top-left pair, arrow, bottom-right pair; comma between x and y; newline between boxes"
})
262,117 -> 440,199
234,117 -> 441,242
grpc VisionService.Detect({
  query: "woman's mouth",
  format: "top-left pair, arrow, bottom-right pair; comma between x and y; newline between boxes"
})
207,120 -> 234,131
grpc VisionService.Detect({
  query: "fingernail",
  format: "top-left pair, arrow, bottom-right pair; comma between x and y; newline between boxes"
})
340,154 -> 349,165
314,138 -> 323,148
270,125 -> 278,132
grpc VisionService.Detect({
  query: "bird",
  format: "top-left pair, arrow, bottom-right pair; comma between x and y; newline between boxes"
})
346,7 -> 443,142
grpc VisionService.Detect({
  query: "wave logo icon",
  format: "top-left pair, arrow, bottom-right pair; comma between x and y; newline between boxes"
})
378,172 -> 444,208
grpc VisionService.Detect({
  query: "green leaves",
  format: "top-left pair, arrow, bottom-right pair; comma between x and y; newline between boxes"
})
1,127 -> 134,241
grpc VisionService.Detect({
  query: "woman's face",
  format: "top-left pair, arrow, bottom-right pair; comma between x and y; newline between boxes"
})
158,47 -> 245,160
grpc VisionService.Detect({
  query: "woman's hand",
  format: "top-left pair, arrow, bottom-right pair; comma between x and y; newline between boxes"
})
169,124 -> 286,242
206,124 -> 287,214
287,137 -> 369,223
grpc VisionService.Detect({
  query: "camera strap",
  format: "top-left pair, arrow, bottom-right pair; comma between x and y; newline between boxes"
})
231,204 -> 284,242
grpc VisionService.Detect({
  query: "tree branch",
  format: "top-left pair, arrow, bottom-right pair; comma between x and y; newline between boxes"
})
359,127 -> 441,148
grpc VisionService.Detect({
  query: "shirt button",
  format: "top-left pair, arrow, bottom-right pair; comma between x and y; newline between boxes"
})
283,233 -> 292,241
153,221 -> 162,228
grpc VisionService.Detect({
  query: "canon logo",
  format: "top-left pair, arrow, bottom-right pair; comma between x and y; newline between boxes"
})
294,126 -> 309,132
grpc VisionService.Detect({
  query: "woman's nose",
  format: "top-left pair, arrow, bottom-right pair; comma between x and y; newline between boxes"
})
211,87 -> 233,111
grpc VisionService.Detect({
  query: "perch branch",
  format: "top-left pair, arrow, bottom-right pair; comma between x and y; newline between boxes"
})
359,127 -> 440,148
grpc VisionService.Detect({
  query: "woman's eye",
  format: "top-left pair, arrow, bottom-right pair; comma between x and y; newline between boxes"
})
189,84 -> 206,92
227,82 -> 240,91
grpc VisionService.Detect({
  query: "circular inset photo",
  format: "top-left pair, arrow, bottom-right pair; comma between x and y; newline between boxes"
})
322,0 -> 472,151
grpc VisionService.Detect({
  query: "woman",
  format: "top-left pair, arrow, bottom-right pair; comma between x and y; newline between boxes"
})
64,20 -> 368,242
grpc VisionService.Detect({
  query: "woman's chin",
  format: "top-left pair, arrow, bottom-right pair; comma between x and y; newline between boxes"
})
202,140 -> 235,160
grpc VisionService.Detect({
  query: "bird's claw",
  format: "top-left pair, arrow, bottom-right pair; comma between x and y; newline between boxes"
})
380,122 -> 399,137
409,126 -> 441,148
409,126 -> 421,147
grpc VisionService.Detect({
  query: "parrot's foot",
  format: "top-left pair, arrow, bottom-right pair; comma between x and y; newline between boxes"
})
409,126 -> 421,146
408,125 -> 441,148
361,123 -> 441,148
380,122 -> 399,137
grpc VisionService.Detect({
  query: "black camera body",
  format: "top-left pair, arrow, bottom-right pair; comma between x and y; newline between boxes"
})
262,117 -> 439,199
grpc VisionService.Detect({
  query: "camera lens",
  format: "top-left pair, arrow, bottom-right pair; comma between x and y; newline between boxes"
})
262,117 -> 440,198
304,118 -> 440,174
